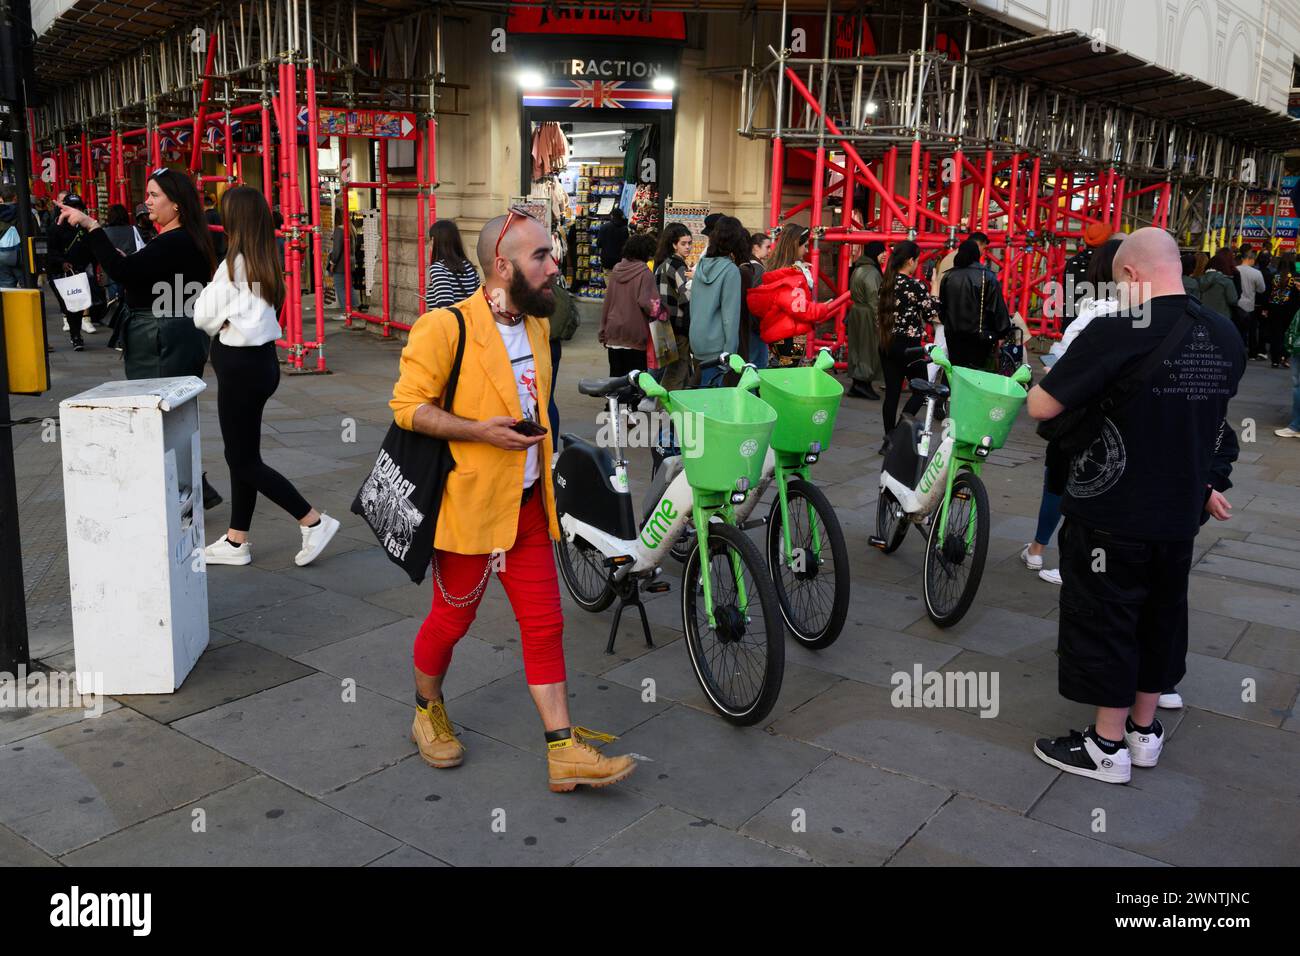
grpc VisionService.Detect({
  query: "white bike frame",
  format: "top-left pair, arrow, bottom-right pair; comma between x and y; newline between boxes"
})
879,389 -> 956,523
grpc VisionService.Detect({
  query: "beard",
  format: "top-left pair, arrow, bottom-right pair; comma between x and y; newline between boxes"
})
508,265 -> 557,317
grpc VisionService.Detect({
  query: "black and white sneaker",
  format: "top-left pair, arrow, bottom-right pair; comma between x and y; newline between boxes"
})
1124,716 -> 1164,768
1033,726 -> 1131,784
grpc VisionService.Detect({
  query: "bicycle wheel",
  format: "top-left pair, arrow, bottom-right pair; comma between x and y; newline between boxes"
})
874,487 -> 909,554
922,469 -> 990,628
766,478 -> 849,649
554,530 -> 615,613
682,522 -> 785,725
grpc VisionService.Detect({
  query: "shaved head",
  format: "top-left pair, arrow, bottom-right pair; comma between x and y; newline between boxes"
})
1112,227 -> 1185,307
476,209 -> 558,318
477,213 -> 549,276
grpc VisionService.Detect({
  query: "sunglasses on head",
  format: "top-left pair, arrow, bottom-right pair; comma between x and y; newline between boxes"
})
495,204 -> 536,262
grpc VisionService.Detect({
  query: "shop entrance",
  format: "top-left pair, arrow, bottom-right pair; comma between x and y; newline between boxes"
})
523,108 -> 673,300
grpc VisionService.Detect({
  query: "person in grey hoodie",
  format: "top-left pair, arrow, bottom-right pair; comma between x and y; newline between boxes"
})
598,232 -> 662,378
689,215 -> 747,386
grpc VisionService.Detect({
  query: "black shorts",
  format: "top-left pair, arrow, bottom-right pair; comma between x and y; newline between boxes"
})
1056,519 -> 1193,708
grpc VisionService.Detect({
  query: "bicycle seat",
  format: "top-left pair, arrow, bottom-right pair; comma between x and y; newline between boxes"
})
908,377 -> 950,399
579,374 -> 637,397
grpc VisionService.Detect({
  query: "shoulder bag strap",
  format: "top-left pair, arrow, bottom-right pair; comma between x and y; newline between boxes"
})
442,306 -> 468,416
1098,309 -> 1196,414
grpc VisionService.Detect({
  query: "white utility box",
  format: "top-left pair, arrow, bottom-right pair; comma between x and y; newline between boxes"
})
60,377 -> 210,694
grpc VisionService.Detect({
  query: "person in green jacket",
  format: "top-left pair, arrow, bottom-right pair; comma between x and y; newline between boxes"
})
1196,248 -> 1239,321
846,240 -> 886,399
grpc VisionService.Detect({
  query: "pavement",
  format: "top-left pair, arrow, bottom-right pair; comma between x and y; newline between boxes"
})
4,292 -> 1299,867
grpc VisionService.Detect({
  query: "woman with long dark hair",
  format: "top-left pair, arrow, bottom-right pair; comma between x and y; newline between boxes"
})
192,186 -> 340,568
55,167 -> 221,505
424,219 -> 481,310
101,203 -> 144,305
1197,248 -> 1239,322
653,222 -> 694,390
1265,251 -> 1299,369
877,240 -> 938,448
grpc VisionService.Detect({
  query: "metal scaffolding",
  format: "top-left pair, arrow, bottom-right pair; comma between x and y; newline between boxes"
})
28,0 -> 465,371
740,1 -> 1298,351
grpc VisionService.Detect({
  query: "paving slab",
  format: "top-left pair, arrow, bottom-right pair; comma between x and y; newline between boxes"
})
1194,553 -> 1300,591
365,844 -> 449,866
0,824 -> 60,867
1156,708 -> 1300,797
1177,653 -> 1299,727
1,679 -> 122,746
173,672 -> 414,796
297,619 -> 523,706
1187,576 -> 1300,633
1209,538 -> 1300,571
1029,764 -> 1300,866
772,679 -> 1059,813
275,544 -> 412,598
214,589 -> 405,657
890,796 -> 1164,866
0,708 -> 254,856
325,733 -> 658,866
904,604 -> 1057,661
451,671 -> 668,755
113,641 -> 315,723
841,581 -> 930,632
580,805 -> 809,866
1227,623 -> 1300,676
738,755 -> 950,866
205,565 -> 322,622
783,624 -> 962,689
603,638 -> 841,722
613,704 -> 828,829
62,775 -> 398,866
1186,610 -> 1250,659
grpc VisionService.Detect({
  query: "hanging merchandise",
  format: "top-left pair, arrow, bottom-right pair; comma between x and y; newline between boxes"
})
630,183 -> 661,233
638,125 -> 660,181
620,181 -> 636,220
622,128 -> 645,183
530,122 -> 569,182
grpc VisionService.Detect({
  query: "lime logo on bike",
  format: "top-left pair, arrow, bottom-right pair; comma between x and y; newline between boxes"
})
917,445 -> 947,496
640,497 -> 679,550
988,406 -> 1006,422
812,410 -> 828,425
739,439 -> 759,458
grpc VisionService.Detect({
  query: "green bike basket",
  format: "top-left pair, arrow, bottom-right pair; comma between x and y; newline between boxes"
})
756,366 -> 845,454
670,387 -> 777,492
946,365 -> 1028,450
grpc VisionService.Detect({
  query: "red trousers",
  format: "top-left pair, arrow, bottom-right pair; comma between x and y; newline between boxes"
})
413,490 -> 567,685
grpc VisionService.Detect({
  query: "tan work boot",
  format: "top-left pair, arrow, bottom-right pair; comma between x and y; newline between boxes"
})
410,699 -> 465,769
547,726 -> 637,792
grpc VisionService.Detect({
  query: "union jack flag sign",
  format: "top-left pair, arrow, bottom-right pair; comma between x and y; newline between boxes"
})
523,78 -> 672,110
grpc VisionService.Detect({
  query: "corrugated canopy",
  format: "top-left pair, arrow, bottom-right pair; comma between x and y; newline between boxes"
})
966,30 -> 1300,152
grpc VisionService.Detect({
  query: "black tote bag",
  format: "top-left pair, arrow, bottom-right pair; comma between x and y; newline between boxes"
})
352,307 -> 466,583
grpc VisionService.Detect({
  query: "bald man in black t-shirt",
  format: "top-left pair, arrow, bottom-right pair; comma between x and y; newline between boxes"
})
1026,228 -> 1245,785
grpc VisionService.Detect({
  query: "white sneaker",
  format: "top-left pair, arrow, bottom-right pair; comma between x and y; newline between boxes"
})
81,318 -> 98,334
1157,690 -> 1183,710
1038,568 -> 1062,585
1124,717 -> 1165,768
204,534 -> 252,566
1020,544 -> 1043,571
295,513 -> 340,566
1275,427 -> 1300,439
61,318 -> 70,332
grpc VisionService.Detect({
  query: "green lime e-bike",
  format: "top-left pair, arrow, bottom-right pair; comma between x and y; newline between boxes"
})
871,343 -> 1032,627
552,364 -> 787,726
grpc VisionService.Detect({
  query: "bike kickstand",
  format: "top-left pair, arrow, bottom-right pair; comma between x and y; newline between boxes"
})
605,589 -> 656,654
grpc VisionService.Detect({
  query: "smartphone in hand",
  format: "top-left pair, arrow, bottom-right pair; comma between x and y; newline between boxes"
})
510,418 -> 547,437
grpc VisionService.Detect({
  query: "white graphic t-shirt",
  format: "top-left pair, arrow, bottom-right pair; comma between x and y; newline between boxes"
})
494,319 -> 540,489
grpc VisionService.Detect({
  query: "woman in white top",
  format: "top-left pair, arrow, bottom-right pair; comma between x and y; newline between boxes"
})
193,186 -> 339,568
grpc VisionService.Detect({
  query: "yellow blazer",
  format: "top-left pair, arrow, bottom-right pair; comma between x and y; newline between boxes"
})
390,290 -> 558,554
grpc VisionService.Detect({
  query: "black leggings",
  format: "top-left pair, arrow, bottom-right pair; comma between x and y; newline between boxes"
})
210,339 -> 312,532
881,338 -> 926,435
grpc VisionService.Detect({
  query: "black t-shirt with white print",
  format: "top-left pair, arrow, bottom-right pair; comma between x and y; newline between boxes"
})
1040,294 -> 1245,541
